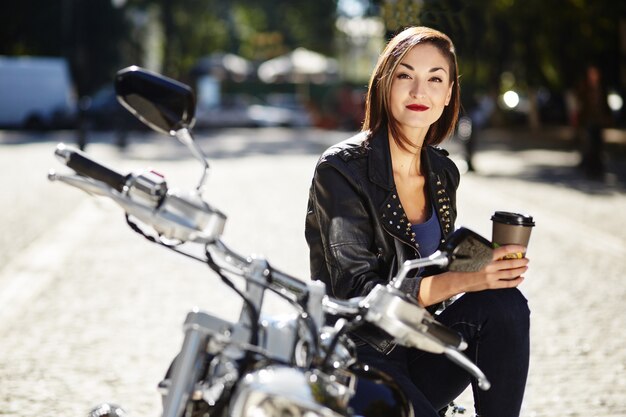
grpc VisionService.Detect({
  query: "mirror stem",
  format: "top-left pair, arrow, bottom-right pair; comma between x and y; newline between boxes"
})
175,128 -> 210,192
390,251 -> 449,290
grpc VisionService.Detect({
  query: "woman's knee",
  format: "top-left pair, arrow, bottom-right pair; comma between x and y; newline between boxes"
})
477,288 -> 530,335
453,288 -> 530,329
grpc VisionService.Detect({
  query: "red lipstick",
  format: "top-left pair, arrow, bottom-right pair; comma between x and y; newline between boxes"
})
406,104 -> 429,111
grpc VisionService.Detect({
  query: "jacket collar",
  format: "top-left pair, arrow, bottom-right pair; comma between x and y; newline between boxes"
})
367,129 -> 395,190
367,129 -> 418,247
366,128 -> 453,243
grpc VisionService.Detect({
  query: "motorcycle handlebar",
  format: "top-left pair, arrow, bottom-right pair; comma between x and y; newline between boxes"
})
207,240 -> 312,308
55,143 -> 127,192
444,347 -> 491,390
49,143 -> 488,388
205,240 -> 468,358
422,317 -> 466,350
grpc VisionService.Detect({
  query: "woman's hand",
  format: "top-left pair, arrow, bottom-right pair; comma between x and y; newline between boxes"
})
469,244 -> 530,289
418,244 -> 529,307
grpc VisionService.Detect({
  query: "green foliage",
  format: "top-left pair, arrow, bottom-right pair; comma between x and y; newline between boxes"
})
371,0 -> 624,94
0,0 -> 133,95
2,0 -> 623,99
0,0 -> 65,56
232,0 -> 337,60
156,0 -> 232,79
136,0 -> 337,79
0,0 -> 337,92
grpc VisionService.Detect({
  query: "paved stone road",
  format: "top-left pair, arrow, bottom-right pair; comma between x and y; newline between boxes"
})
0,127 -> 624,417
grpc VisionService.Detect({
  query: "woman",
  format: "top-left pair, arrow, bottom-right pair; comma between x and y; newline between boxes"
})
305,27 -> 530,417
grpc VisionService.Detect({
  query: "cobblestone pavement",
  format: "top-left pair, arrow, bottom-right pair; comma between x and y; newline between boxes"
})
0,127 -> 624,417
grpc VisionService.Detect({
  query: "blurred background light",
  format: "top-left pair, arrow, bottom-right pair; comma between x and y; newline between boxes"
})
608,91 -> 623,112
502,90 -> 520,109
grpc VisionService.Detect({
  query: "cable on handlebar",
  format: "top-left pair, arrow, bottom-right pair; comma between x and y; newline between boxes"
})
204,248 -> 260,350
123,208 -> 323,363
319,315 -> 364,371
206,253 -> 322,362
259,263 -> 322,361
125,214 -> 180,246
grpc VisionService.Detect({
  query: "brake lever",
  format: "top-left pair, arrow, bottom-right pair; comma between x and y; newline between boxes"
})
48,170 -> 119,198
444,347 -> 491,390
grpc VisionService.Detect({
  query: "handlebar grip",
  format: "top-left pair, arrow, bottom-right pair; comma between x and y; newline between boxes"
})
423,319 -> 465,349
55,144 -> 127,192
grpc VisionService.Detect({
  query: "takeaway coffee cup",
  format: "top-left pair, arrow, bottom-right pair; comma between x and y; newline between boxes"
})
491,211 -> 535,258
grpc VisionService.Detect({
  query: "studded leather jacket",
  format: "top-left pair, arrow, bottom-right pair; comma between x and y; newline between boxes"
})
305,129 -> 460,354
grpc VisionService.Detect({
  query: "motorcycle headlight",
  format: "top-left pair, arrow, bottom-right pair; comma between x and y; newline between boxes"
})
230,366 -> 347,417
243,393 -> 335,417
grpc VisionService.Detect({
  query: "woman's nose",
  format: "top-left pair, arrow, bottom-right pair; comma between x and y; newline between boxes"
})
410,81 -> 425,98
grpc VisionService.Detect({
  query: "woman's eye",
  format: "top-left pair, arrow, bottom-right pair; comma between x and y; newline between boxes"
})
430,76 -> 443,83
397,73 -> 411,79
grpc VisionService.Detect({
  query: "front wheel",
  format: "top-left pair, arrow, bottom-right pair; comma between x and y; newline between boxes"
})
87,403 -> 127,417
159,353 -> 231,417
438,402 -> 467,416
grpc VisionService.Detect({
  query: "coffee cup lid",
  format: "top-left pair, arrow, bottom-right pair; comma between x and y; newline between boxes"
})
491,211 -> 535,227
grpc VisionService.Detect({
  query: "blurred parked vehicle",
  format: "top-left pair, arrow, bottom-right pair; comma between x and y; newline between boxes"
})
0,56 -> 77,129
79,85 -> 146,131
195,93 -> 312,128
76,85 -> 148,150
195,94 -> 259,128
260,93 -> 312,127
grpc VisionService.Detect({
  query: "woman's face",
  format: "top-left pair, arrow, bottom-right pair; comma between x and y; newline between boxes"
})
389,43 -> 454,140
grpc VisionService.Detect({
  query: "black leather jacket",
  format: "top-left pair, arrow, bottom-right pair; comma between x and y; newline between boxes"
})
305,129 -> 460,353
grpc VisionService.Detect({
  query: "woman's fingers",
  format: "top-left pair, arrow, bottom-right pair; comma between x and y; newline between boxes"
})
497,275 -> 525,287
492,244 -> 527,260
496,265 -> 528,280
486,256 -> 529,273
498,256 -> 529,269
463,249 -> 530,291
485,254 -> 529,287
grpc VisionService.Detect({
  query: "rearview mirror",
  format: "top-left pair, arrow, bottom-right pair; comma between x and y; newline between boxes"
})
115,66 -> 196,135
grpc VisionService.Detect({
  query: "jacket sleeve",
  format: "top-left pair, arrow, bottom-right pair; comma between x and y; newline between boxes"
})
307,159 -> 388,300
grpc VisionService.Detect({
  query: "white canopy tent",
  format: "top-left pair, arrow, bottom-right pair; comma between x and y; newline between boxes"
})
257,48 -> 339,84
192,53 -> 254,82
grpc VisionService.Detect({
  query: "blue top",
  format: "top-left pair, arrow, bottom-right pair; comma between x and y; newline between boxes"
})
410,206 -> 441,258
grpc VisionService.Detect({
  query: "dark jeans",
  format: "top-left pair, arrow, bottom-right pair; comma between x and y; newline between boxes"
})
355,288 -> 530,417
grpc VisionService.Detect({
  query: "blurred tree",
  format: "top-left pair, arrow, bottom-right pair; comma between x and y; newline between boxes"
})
0,0 -> 64,56
128,0 -> 231,80
127,0 -> 337,80
70,0 -> 139,95
3,0 -> 622,108
372,0 -> 625,125
0,0 -> 132,96
373,0 -> 624,88
1,0 -> 337,92
234,0 -> 337,59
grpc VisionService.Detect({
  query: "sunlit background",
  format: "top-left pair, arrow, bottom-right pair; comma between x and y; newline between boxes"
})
1,3 -> 626,416
1,0 -> 625,132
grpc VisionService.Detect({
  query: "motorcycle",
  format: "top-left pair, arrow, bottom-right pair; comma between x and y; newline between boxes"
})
49,66 -> 495,417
